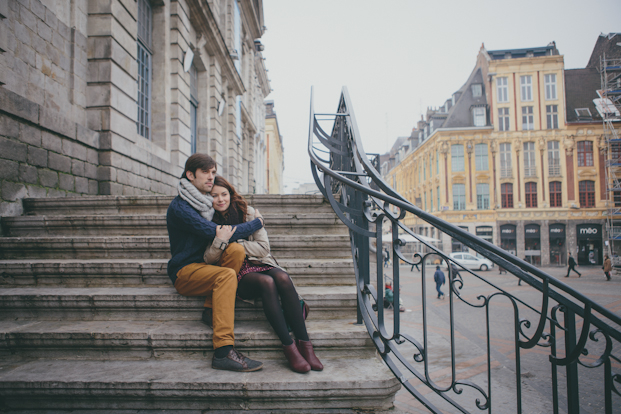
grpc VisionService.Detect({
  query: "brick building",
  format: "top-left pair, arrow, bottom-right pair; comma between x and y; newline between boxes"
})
0,0 -> 271,218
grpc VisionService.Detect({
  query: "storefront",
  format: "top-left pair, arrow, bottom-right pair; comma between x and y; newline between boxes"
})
524,224 -> 541,265
576,224 -> 602,265
500,224 -> 517,256
451,226 -> 470,252
476,226 -> 493,244
549,223 -> 566,266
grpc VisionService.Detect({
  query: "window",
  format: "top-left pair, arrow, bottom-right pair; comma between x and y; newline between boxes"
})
497,77 -> 508,103
473,107 -> 486,126
548,141 -> 560,176
472,83 -> 482,97
424,192 -> 427,211
430,189 -> 434,212
190,64 -> 199,154
423,163 -> 426,181
477,183 -> 490,210
501,183 -> 513,208
612,142 -> 621,165
429,155 -> 433,178
524,142 -> 536,177
522,106 -> 534,130
136,0 -> 153,139
520,75 -> 532,101
579,180 -> 595,208
577,141 -> 594,167
453,184 -> 466,210
437,186 -> 440,210
575,108 -> 592,120
451,144 -> 464,172
436,150 -> 439,174
498,107 -> 510,131
549,181 -> 562,207
544,74 -> 557,100
500,143 -> 512,178
475,144 -> 488,171
615,191 -> 621,207
525,182 -> 537,208
546,105 -> 558,129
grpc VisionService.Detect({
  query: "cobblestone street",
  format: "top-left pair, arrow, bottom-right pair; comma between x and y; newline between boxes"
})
381,263 -> 621,413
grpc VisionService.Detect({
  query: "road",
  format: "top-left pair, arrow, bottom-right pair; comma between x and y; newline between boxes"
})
373,263 -> 621,414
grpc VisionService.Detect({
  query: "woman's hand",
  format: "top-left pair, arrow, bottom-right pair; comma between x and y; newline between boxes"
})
215,225 -> 236,242
254,208 -> 264,226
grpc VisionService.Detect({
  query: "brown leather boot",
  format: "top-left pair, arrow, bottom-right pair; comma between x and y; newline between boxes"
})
296,339 -> 324,371
283,343 -> 311,373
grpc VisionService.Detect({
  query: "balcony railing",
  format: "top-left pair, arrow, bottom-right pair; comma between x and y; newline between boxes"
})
308,87 -> 621,414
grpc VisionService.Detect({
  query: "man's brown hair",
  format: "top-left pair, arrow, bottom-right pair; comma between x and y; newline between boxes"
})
181,153 -> 217,179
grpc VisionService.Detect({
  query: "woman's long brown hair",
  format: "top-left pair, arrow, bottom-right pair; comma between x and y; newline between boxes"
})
211,176 -> 248,225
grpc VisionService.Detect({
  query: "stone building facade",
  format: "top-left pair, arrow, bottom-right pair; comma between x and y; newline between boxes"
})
0,0 -> 271,218
384,39 -> 609,267
264,100 -> 283,194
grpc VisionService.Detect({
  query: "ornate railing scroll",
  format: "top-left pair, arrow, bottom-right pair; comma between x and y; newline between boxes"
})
308,87 -> 621,413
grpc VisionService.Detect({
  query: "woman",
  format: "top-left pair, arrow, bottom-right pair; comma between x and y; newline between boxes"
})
204,176 -> 323,373
603,254 -> 612,281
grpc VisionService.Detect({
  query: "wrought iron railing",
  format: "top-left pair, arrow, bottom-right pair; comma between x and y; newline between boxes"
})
308,87 -> 621,413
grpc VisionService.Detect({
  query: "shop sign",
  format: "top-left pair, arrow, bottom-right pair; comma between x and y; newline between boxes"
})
549,224 -> 566,239
576,224 -> 602,239
500,224 -> 516,238
525,224 -> 540,239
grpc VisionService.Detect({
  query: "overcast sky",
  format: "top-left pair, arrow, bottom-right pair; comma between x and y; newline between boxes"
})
260,0 -> 621,192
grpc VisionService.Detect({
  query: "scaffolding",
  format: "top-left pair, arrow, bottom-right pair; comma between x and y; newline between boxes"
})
601,53 -> 621,263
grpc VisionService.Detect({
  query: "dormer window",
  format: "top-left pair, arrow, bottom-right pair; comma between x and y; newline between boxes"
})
472,84 -> 482,97
575,108 -> 592,120
473,106 -> 486,126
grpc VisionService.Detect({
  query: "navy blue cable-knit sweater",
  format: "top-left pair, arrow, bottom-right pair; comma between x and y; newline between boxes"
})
166,196 -> 263,284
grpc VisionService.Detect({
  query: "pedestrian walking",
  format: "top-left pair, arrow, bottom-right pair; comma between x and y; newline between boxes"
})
410,253 -> 420,272
383,248 -> 390,268
433,265 -> 445,299
566,253 -> 581,278
603,254 -> 612,281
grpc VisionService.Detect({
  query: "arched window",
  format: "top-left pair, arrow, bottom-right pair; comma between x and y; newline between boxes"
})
525,182 -> 537,208
579,180 -> 595,208
549,181 -> 562,207
501,183 -> 513,208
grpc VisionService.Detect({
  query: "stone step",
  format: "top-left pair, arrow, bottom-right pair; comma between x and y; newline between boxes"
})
0,235 -> 352,259
0,258 -> 355,287
0,319 -> 373,361
1,213 -> 348,237
0,358 -> 399,412
22,195 -> 337,216
0,286 -> 357,321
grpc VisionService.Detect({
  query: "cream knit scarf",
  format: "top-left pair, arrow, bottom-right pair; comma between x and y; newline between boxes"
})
178,178 -> 214,221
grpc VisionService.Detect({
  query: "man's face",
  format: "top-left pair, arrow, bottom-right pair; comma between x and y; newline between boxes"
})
186,167 -> 217,194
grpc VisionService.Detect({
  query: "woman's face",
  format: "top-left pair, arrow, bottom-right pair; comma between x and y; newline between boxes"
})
211,185 -> 231,212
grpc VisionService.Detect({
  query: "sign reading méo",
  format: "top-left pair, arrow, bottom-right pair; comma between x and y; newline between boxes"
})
579,227 -> 598,235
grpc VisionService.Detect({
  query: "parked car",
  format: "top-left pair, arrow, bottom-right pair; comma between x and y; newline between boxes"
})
444,252 -> 494,271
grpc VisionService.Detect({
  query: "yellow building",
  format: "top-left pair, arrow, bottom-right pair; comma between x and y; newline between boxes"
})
385,41 -> 607,266
265,101 -> 285,194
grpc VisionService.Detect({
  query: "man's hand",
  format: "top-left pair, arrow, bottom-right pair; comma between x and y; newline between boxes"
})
254,208 -> 264,226
215,225 -> 236,242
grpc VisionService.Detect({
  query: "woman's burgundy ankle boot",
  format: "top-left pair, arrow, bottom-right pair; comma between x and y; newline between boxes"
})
283,343 -> 311,373
296,339 -> 323,371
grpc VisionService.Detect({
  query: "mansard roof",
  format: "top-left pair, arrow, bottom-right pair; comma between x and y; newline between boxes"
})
586,33 -> 621,68
442,67 -> 488,128
565,68 -> 602,123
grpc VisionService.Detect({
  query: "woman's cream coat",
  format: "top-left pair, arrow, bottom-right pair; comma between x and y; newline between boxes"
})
203,206 -> 284,271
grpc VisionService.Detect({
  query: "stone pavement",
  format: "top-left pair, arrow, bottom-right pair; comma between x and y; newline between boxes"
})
381,263 -> 621,414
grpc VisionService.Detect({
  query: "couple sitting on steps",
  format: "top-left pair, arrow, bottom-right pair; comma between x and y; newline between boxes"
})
167,153 -> 323,374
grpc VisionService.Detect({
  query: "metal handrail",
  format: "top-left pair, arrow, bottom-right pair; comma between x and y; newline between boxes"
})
308,87 -> 621,413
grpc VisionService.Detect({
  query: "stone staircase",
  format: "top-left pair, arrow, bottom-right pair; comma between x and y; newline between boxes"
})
0,195 -> 400,412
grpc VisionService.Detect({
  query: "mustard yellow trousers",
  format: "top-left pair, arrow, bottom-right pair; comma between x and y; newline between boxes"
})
174,243 -> 245,349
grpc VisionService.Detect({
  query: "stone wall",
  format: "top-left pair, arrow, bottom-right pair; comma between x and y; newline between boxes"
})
1,0 -> 272,220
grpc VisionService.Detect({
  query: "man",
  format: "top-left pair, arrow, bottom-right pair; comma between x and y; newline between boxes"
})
566,253 -> 581,278
433,265 -> 445,299
167,153 -> 265,372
